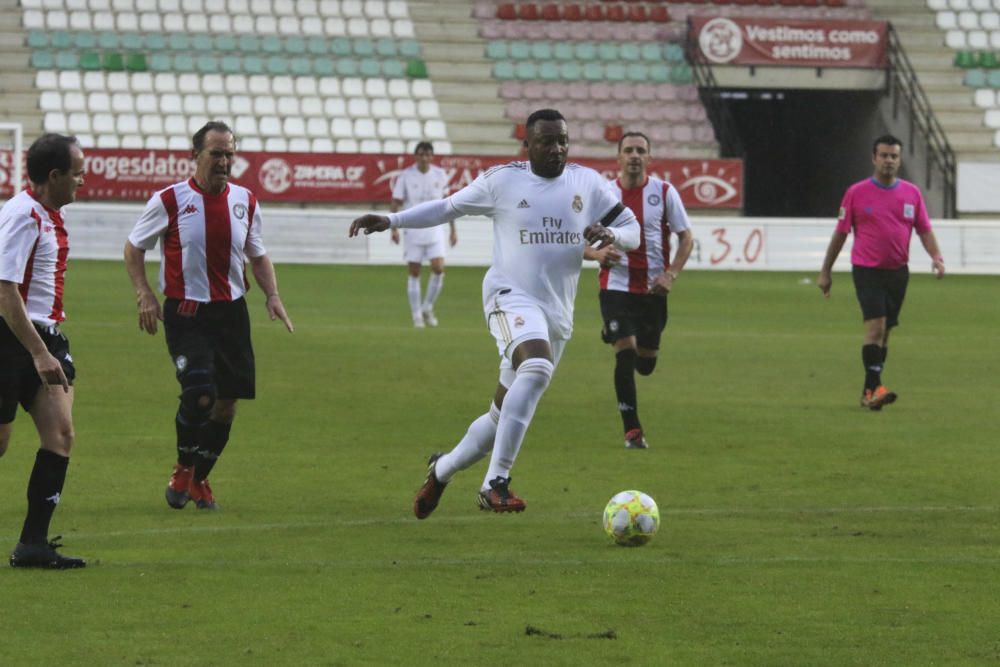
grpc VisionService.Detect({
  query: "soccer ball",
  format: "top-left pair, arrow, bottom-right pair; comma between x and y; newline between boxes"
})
603,490 -> 660,546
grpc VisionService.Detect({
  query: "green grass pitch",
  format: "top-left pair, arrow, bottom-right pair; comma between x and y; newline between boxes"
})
1,261 -> 998,666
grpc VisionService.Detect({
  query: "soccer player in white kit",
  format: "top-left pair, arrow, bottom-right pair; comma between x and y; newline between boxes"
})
585,132 -> 694,449
350,109 -> 641,516
389,141 -> 457,328
0,134 -> 87,568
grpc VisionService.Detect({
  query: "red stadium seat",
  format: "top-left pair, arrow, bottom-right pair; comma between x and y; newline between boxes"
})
513,123 -> 527,140
518,3 -> 540,20
584,4 -> 605,20
607,4 -> 626,21
496,3 -> 516,20
604,124 -> 623,143
563,4 -> 583,20
628,5 -> 647,20
540,3 -> 561,19
649,5 -> 670,21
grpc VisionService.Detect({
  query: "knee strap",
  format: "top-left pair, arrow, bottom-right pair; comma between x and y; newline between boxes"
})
178,368 -> 216,423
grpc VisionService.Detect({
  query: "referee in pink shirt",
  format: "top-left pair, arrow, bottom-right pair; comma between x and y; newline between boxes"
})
818,134 -> 945,410
125,121 -> 293,511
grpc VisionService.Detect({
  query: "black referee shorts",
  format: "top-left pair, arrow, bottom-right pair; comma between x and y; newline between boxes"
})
598,289 -> 668,350
163,297 -> 256,400
851,265 -> 909,329
0,319 -> 76,424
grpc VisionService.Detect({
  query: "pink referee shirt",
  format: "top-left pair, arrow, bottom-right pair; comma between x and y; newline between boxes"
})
128,178 -> 266,303
0,189 -> 69,326
836,177 -> 932,270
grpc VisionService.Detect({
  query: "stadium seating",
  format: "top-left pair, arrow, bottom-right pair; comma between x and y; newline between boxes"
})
23,0 -> 451,153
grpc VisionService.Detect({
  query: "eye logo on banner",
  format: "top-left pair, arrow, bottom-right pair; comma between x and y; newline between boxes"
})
699,18 -> 743,64
677,164 -> 740,207
259,158 -> 292,194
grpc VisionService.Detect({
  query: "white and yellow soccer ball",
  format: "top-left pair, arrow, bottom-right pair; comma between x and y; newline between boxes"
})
603,490 -> 660,546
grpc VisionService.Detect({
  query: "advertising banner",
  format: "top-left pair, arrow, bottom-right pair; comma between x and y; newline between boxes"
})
691,17 -> 888,68
0,149 -> 744,210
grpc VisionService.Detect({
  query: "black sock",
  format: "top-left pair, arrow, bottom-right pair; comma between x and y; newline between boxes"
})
862,344 -> 883,391
614,349 -> 641,433
193,420 -> 232,482
635,356 -> 657,376
175,410 -> 201,467
19,449 -> 69,545
881,346 -> 888,367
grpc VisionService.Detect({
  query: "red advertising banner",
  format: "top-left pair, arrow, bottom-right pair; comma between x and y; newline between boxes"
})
0,149 -> 743,209
691,17 -> 888,68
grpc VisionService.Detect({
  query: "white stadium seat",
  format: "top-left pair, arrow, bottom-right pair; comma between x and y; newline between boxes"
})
311,137 -> 334,152
117,114 -> 139,134
346,17 -> 369,37
230,94 -> 252,114
234,115 -> 258,136
283,117 -> 307,137
121,135 -> 144,149
969,30 -> 989,48
132,72 -> 154,92
383,139 -> 405,153
160,93 -> 182,113
93,113 -> 115,133
417,99 -> 440,119
136,93 -> 160,114
225,74 -> 249,94
370,98 -> 393,118
411,80 -> 433,99
423,120 -> 447,140
178,73 -> 201,95
272,76 -> 295,95
163,13 -> 185,31
323,98 -> 346,116
387,79 -> 410,98
347,97 -> 370,117
256,15 -> 277,33
210,14 -> 232,32
140,114 -> 164,135
335,138 -> 359,152
69,11 -> 92,30
139,12 -> 162,31
36,71 -> 58,90
40,91 -> 63,112
295,77 -> 319,96
974,88 -> 996,107
399,118 -> 422,140
319,0 -> 340,16
107,72 -> 129,93
264,137 -> 288,151
111,93 -> 134,113
63,92 -> 86,112
240,136 -> 263,151
60,71 -> 83,90
958,10 -> 979,28
253,95 -> 277,115
341,77 -> 364,97
377,118 -> 400,138
324,17 -> 346,35
359,139 -> 382,153
277,96 -> 301,115
331,117 -> 353,138
44,112 -> 68,133
154,73 -> 178,93
183,95 -> 207,114
288,138 -> 311,152
97,134 -> 121,148
936,11 -> 958,28
365,79 -> 387,97
302,94 -> 324,114
249,75 -> 270,95
318,77 -> 340,96
22,10 -> 45,29
341,0 -> 363,17
985,109 -> 1000,127
386,0 -> 407,19
259,116 -> 282,137
945,29 -> 967,48
68,112 -> 91,134
168,136 -> 189,150
227,0 -> 249,11
46,11 -> 70,30
364,0 -> 386,18
370,18 -> 392,37
306,117 -> 329,137
86,92 -> 111,112
164,115 -> 187,135
393,99 -> 416,118
392,18 -> 414,38
207,94 -> 230,115
232,13 -> 254,32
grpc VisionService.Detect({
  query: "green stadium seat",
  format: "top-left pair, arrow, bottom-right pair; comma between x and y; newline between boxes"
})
375,38 -> 397,57
196,55 -> 219,73
398,40 -> 421,59
238,34 -> 259,52
986,69 -> 1000,87
530,42 -> 552,60
336,58 -> 358,76
173,53 -> 196,72
648,63 -> 671,82
605,62 -> 627,81
331,37 -> 352,57
266,55 -> 289,75
359,58 -> 380,77
981,52 -> 999,69
146,33 -> 166,51
98,32 -> 119,50
538,61 -> 559,80
215,34 -> 237,52
486,41 -> 508,59
312,57 -> 335,76
78,51 -> 102,70
670,63 -> 693,83
954,50 -> 977,68
665,44 -> 685,63
307,37 -> 328,55
582,62 -> 604,80
221,55 -> 242,73
620,43 -> 641,62
56,51 -> 79,69
553,42 -> 574,61
494,60 -> 516,79
514,61 -> 537,79
509,41 -> 531,60
243,55 -> 264,74
353,38 -> 375,56
50,31 -> 72,49
168,33 -> 190,51
149,52 -> 172,72
574,42 -> 597,61
598,43 -> 619,61
559,61 -> 582,80
640,43 -> 664,62
126,52 -> 148,72
290,57 -> 312,76
30,50 -> 54,69
381,59 -> 405,78
286,36 -> 307,55
261,35 -> 283,53
27,31 -> 48,49
121,33 -> 143,50
406,58 -> 428,78
626,63 -> 648,81
74,32 -> 98,49
191,34 -> 214,52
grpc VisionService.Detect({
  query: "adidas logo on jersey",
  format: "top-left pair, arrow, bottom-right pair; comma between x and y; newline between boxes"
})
182,204 -> 199,215
517,199 -> 530,208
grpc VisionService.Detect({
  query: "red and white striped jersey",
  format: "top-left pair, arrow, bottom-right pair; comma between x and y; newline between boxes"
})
599,176 -> 691,294
128,178 -> 267,303
0,189 -> 70,326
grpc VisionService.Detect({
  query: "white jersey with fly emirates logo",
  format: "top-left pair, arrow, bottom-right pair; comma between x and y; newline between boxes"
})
128,178 -> 267,303
601,176 -> 691,293
448,162 -> 639,339
0,189 -> 69,326
392,164 -> 450,245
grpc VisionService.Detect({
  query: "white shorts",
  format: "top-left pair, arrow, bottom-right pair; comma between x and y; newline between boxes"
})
484,287 -> 567,374
403,237 -> 447,264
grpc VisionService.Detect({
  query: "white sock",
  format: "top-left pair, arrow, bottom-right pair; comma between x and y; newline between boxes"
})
434,403 -> 500,483
422,272 -> 444,311
407,276 -> 421,317
483,358 -> 553,489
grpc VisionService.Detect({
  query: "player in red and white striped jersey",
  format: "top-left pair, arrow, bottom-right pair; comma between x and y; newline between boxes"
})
585,132 -> 694,450
0,133 -> 87,568
124,122 -> 293,511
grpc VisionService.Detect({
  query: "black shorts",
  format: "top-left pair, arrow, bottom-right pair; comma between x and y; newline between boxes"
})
598,290 -> 668,350
852,265 -> 909,329
0,319 -> 76,424
163,297 -> 255,400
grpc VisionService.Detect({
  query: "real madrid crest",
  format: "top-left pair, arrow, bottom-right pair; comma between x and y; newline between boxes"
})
572,194 -> 583,213
233,203 -> 247,220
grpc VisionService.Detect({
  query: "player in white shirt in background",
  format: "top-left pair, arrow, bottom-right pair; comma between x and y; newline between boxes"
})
350,109 -> 641,517
389,141 -> 457,328
0,134 -> 87,568
585,132 -> 694,450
